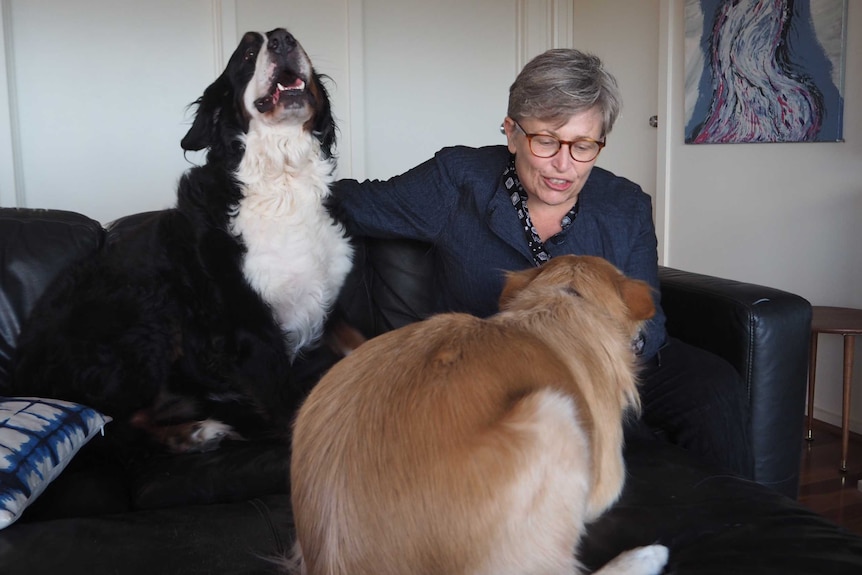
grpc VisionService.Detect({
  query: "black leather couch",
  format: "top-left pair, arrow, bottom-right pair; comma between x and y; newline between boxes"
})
1,207 -> 861,574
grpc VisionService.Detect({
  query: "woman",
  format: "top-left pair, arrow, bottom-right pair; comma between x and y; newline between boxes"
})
331,49 -> 753,479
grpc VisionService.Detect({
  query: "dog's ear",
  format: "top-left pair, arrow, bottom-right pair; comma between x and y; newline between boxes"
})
310,72 -> 337,158
618,278 -> 656,321
499,266 -> 544,309
181,73 -> 232,152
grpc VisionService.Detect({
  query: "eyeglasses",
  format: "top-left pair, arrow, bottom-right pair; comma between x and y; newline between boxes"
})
512,120 -> 605,163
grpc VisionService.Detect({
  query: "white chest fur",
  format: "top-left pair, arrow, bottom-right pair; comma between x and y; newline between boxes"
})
230,123 -> 353,356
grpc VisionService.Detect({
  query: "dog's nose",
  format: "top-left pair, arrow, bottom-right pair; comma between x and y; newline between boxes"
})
267,29 -> 296,54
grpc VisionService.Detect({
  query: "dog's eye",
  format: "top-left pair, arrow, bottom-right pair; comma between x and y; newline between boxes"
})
244,48 -> 257,62
563,286 -> 582,298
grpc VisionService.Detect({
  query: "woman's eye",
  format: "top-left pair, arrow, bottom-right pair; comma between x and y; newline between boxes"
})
534,137 -> 558,147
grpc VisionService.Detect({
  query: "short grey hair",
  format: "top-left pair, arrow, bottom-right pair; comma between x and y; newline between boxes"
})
508,49 -> 622,137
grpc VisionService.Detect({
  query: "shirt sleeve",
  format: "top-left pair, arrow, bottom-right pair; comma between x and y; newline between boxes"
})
331,151 -> 461,243
624,192 -> 667,360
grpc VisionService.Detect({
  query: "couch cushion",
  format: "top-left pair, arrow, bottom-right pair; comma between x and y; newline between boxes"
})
19,436 -> 291,522
129,440 -> 290,511
0,494 -> 295,575
5,436 -> 862,574
580,433 -> 862,573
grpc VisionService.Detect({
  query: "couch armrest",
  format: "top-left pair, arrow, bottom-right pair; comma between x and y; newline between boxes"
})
658,266 -> 812,498
0,208 -> 105,392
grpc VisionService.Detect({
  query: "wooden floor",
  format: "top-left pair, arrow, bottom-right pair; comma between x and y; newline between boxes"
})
798,419 -> 862,535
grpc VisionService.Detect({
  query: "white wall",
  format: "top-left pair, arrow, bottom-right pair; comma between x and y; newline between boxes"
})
0,0 -> 367,222
660,0 -> 862,431
0,0 -> 571,220
2,0 -> 218,221
358,0 -> 580,180
360,0 -> 515,179
1,0 -> 860,431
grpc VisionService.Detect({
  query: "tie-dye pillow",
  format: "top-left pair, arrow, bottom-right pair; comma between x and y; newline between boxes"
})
0,397 -> 111,529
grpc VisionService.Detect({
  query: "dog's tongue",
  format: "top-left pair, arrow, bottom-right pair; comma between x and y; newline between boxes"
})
274,77 -> 306,103
278,77 -> 305,91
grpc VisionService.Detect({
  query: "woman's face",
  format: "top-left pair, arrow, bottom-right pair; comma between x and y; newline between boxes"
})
504,107 -> 604,210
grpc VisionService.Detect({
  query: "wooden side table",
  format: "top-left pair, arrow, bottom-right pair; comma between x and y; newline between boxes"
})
806,306 -> 862,472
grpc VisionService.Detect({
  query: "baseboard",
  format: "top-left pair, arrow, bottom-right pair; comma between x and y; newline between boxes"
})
812,406 -> 862,435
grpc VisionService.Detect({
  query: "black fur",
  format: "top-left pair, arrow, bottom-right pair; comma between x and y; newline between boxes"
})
12,29 -> 340,453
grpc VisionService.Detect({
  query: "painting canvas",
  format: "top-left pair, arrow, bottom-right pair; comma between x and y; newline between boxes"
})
684,0 -> 847,144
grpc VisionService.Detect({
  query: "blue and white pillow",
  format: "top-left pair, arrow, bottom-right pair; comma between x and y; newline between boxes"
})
0,397 -> 111,529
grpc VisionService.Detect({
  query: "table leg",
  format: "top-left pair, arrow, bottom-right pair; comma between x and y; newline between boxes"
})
841,335 -> 855,472
807,333 -> 819,441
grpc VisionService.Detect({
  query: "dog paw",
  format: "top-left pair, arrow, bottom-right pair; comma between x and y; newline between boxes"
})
593,544 -> 668,575
186,419 -> 244,452
160,419 -> 244,453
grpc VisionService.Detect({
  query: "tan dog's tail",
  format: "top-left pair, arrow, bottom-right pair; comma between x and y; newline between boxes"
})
324,319 -> 367,356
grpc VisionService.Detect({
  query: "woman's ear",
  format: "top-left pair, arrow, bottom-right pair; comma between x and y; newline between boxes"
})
503,117 -> 518,155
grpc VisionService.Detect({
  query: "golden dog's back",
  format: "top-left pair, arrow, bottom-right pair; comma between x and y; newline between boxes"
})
292,314 -> 588,574
290,255 -> 664,575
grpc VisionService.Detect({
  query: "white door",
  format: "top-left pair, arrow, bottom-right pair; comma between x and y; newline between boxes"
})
572,0 -> 660,206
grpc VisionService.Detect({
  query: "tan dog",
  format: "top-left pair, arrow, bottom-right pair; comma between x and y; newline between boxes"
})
289,255 -> 668,575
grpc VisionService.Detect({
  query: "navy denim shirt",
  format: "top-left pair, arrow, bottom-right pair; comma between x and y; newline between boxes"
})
333,145 -> 667,360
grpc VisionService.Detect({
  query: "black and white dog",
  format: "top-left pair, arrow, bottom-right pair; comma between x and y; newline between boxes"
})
12,29 -> 353,453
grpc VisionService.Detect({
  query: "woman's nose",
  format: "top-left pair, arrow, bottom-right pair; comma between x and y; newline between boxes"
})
550,145 -> 574,170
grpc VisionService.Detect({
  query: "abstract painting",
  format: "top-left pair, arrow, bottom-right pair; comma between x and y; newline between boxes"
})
685,0 -> 847,144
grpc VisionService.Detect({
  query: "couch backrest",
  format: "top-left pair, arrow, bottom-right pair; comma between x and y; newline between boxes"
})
0,206 -> 440,391
0,208 -> 105,392
336,236 -> 438,338
108,212 -> 442,342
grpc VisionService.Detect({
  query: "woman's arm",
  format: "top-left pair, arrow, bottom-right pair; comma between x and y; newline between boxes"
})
625,193 -> 668,360
330,151 -> 461,242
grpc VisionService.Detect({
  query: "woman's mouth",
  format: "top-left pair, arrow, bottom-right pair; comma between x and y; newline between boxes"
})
543,177 -> 572,192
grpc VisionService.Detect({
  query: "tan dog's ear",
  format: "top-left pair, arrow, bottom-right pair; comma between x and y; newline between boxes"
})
499,266 -> 544,309
618,278 -> 656,321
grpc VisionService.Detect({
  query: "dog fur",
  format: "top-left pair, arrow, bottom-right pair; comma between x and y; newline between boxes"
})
289,255 -> 668,575
12,28 -> 352,453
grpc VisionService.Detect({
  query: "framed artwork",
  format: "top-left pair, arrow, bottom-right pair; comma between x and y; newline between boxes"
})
684,0 -> 847,144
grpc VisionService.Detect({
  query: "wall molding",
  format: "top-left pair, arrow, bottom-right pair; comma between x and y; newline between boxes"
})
655,0 -> 673,265
0,0 -> 23,207
551,0 -> 574,48
516,0 -> 574,72
213,0 -> 237,76
813,405 -> 862,435
346,0 -> 366,180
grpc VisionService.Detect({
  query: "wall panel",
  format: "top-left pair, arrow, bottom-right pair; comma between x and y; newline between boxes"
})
3,0 -> 217,222
0,0 -> 574,220
360,0 -> 573,180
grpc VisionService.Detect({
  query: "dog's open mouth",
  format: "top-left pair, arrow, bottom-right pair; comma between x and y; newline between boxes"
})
254,71 -> 307,113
